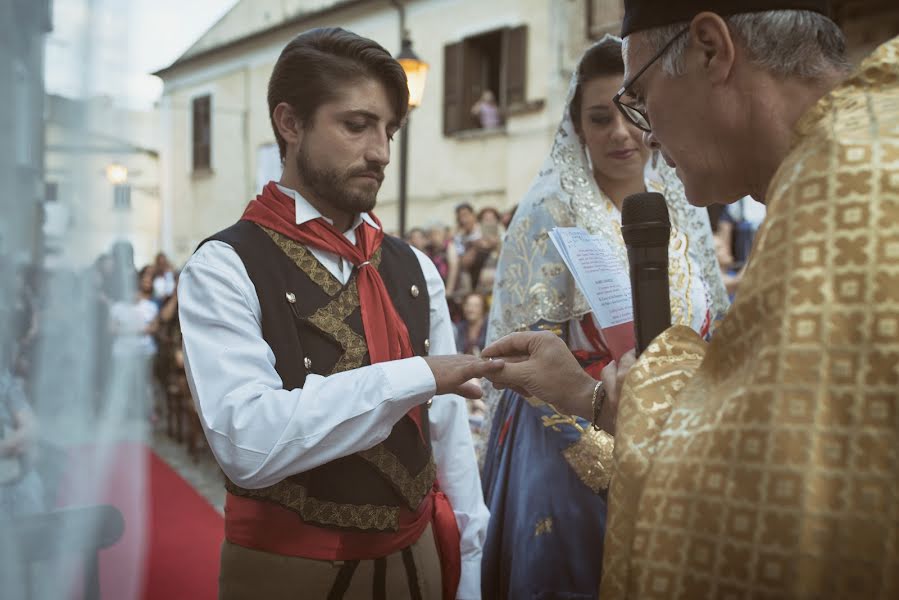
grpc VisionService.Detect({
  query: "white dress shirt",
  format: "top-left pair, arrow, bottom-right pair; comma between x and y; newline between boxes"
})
178,185 -> 488,599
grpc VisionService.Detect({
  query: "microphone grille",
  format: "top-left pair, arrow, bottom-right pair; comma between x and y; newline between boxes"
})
621,192 -> 670,247
621,192 -> 670,227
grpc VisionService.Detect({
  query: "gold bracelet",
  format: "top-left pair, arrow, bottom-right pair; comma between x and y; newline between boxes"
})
591,380 -> 605,431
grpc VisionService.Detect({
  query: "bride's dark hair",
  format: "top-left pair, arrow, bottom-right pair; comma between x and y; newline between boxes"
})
569,36 -> 624,132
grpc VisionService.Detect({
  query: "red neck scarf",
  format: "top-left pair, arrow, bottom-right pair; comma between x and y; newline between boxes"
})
242,181 -> 414,364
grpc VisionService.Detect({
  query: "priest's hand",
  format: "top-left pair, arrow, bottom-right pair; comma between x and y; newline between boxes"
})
481,331 -> 597,419
423,355 -> 505,399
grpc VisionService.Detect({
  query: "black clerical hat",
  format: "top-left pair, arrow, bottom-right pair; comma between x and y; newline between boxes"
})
621,0 -> 832,37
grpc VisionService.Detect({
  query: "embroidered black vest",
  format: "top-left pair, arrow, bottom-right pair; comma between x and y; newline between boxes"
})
201,220 -> 434,532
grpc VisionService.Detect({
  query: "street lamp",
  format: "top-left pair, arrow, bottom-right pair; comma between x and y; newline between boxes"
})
105,163 -> 128,185
395,36 -> 428,237
397,38 -> 429,108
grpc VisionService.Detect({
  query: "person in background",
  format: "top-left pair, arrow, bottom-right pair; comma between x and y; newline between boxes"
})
109,266 -> 159,418
152,252 -> 177,305
452,291 -> 491,463
714,232 -> 743,299
717,195 -> 766,266
87,256 -> 115,410
452,203 -> 481,302
430,224 -> 460,305
474,208 -> 503,295
0,332 -> 43,517
713,194 -> 767,297
454,291 -> 489,357
470,90 -> 502,129
153,274 -> 181,409
11,265 -> 39,381
453,203 -> 481,255
109,240 -> 137,303
404,227 -> 429,253
109,266 -> 159,359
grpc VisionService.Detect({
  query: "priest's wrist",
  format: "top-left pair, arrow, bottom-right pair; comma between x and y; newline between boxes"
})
569,373 -> 599,422
595,378 -> 620,435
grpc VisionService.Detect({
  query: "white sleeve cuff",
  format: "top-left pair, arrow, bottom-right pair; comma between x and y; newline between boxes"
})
377,356 -> 436,405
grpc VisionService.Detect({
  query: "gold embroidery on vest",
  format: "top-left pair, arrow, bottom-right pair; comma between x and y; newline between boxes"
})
302,495 -> 399,531
261,225 -> 384,299
261,224 -> 386,375
307,279 -> 368,374
225,478 -> 401,531
357,444 -> 437,510
261,226 -> 342,296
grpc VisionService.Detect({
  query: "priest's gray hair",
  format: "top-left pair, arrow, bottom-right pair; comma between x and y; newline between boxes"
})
627,10 -> 849,80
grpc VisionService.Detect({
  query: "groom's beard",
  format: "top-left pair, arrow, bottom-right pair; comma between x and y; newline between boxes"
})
295,143 -> 381,215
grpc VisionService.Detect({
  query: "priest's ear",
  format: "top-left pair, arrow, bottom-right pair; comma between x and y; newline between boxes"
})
688,12 -> 736,85
272,102 -> 304,149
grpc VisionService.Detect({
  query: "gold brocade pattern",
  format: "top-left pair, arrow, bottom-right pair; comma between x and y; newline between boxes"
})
535,517 -> 554,537
562,428 -> 616,493
262,226 -> 343,296
261,226 -> 384,298
307,279 -> 368,374
357,445 -> 437,510
225,479 -> 400,531
601,36 -> 899,600
300,496 -> 398,532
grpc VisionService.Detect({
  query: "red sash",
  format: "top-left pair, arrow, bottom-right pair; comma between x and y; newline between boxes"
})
224,487 -> 460,600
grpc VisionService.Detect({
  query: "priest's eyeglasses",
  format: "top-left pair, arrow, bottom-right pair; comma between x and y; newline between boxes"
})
614,26 -> 689,133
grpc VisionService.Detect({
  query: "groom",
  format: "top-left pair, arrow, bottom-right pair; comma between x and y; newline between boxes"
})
178,28 -> 498,599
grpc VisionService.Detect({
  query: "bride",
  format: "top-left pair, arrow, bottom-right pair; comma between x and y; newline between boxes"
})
480,35 -> 729,598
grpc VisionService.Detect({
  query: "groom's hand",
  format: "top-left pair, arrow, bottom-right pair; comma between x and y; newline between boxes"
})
481,331 -> 596,419
423,355 -> 504,399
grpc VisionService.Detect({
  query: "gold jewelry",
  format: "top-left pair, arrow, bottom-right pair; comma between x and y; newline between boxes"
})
591,380 -> 606,431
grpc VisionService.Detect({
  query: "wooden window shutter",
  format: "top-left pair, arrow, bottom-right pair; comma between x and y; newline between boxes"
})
192,95 -> 211,170
443,41 -> 465,135
502,25 -> 528,108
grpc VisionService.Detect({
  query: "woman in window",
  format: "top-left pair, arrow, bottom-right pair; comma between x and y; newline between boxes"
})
480,36 -> 729,598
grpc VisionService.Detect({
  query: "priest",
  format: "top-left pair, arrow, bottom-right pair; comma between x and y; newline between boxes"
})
483,2 -> 899,598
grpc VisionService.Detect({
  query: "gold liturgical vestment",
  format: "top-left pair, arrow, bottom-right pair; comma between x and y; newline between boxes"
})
600,37 -> 899,599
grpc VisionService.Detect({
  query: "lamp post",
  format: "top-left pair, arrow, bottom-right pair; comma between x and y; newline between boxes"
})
105,163 -> 128,185
395,35 -> 428,238
106,163 -> 131,210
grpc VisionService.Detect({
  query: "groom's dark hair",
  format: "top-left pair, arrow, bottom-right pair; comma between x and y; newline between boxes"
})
570,38 -> 625,133
268,27 -> 409,161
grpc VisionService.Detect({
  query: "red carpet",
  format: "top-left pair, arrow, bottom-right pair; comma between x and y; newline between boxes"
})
60,442 -> 223,600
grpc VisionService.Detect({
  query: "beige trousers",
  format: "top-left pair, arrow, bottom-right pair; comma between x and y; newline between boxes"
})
218,524 -> 443,599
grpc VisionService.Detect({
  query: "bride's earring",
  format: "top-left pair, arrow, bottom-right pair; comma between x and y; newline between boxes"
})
584,144 -> 594,174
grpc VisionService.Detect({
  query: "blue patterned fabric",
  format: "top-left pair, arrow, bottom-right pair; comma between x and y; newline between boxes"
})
481,388 -> 607,600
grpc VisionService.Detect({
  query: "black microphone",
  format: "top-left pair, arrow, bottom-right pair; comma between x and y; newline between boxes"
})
621,192 -> 671,357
